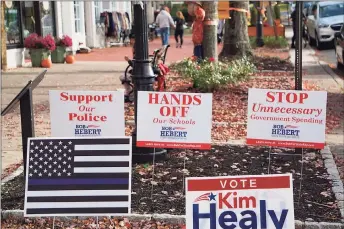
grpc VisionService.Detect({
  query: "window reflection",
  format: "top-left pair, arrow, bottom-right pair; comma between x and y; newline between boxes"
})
40,1 -> 55,36
5,1 -> 21,44
22,1 -> 35,39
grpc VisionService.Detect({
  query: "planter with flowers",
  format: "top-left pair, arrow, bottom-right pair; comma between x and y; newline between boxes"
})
24,33 -> 56,67
51,35 -> 73,63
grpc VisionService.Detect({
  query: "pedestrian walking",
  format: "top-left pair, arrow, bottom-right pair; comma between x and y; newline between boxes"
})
155,6 -> 176,46
291,8 -> 306,49
174,11 -> 185,48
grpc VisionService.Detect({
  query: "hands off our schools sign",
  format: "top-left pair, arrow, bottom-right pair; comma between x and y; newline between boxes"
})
185,174 -> 295,229
136,91 -> 212,150
49,90 -> 125,137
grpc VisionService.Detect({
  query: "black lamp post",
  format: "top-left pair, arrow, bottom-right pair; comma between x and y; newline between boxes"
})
255,1 -> 264,47
131,2 -> 167,163
294,1 -> 303,155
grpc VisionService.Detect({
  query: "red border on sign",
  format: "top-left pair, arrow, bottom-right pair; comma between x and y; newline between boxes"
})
246,138 -> 325,149
187,175 -> 291,191
137,141 -> 211,150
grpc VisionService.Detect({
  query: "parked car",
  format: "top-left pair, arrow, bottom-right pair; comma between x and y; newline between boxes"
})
335,25 -> 344,69
305,1 -> 344,49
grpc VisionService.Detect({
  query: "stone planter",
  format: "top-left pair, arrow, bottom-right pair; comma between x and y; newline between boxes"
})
248,26 -> 285,37
51,46 -> 66,63
29,49 -> 50,67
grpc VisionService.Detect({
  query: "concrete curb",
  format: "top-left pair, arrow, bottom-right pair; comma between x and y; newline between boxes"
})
321,146 -> 344,222
1,166 -> 24,185
1,210 -> 343,228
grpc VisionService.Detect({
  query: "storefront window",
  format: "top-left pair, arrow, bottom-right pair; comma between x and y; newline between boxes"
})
74,1 -> 81,33
94,1 -> 101,24
40,2 -> 55,36
4,1 -> 22,45
22,1 -> 35,39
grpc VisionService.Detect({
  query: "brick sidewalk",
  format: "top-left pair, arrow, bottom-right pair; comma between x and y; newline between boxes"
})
76,35 -> 221,63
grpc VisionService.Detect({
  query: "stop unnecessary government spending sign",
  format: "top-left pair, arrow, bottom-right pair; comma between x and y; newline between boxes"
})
186,174 -> 295,229
136,91 -> 212,149
246,88 -> 327,149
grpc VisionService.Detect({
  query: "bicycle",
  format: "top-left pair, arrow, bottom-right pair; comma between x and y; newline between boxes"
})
122,44 -> 171,103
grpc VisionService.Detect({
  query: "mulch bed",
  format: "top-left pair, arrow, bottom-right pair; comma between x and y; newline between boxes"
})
1,145 -> 342,223
253,47 -> 291,61
252,55 -> 294,71
1,218 -> 184,229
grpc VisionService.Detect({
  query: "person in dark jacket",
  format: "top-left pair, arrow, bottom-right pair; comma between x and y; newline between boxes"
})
174,11 -> 185,48
291,9 -> 306,48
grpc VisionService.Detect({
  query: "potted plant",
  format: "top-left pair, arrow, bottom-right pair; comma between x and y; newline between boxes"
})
24,33 -> 56,67
51,35 -> 73,63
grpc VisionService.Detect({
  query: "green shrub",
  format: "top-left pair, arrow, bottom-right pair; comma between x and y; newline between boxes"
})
171,57 -> 256,92
250,36 -> 288,49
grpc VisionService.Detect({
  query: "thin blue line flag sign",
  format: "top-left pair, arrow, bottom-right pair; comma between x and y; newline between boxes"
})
24,137 -> 132,217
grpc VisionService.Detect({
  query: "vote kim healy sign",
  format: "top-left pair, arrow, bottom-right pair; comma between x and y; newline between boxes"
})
136,91 -> 212,149
246,88 -> 327,149
186,174 -> 295,229
49,90 -> 125,137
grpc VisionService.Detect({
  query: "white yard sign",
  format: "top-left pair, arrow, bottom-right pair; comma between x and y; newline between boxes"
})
186,174 -> 295,229
49,90 -> 125,137
246,88 -> 327,149
137,91 -> 212,149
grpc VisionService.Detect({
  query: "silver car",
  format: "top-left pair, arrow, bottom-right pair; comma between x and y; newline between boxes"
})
306,1 -> 344,50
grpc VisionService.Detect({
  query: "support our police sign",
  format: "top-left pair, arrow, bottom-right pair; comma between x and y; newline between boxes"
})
136,91 -> 212,149
49,90 -> 125,137
186,174 -> 295,229
246,88 -> 327,149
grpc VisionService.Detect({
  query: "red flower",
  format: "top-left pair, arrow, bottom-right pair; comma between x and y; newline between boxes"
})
196,65 -> 201,70
42,34 -> 56,51
24,33 -> 56,51
191,55 -> 197,61
57,35 -> 73,47
208,57 -> 215,62
24,33 -> 39,49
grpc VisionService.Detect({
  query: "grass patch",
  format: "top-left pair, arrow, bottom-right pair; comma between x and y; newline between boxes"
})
250,36 -> 289,49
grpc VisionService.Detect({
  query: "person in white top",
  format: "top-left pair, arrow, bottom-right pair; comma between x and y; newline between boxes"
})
155,6 -> 176,45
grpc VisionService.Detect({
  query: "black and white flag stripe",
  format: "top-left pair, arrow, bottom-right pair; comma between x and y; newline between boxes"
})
24,137 -> 132,217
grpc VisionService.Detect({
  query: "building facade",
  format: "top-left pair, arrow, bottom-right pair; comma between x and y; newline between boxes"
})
4,1 -> 133,68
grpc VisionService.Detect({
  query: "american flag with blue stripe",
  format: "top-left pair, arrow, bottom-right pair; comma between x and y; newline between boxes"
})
24,137 -> 132,217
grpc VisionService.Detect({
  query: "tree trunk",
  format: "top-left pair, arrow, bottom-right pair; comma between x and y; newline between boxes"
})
269,1 -> 278,39
202,1 -> 218,61
266,2 -> 274,26
219,1 -> 251,59
1,1 -> 7,71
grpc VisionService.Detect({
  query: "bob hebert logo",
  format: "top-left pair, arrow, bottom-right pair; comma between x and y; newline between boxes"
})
160,126 -> 187,139
271,124 -> 300,139
75,124 -> 101,136
186,175 -> 294,229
